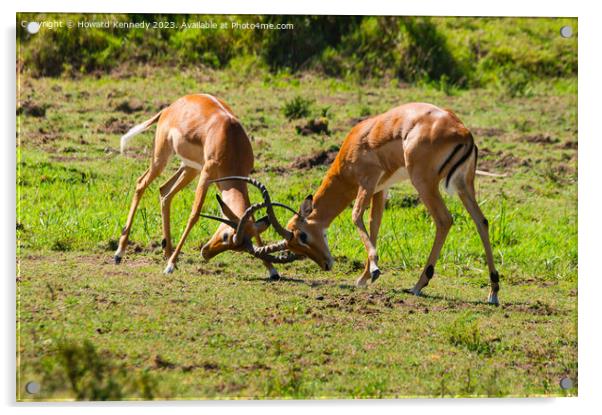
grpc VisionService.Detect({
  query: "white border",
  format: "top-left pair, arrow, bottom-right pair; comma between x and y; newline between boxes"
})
3,1 -> 600,414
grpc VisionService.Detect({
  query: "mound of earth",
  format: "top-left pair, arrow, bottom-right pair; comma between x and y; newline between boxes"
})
522,134 -> 559,145
291,146 -> 339,169
17,100 -> 47,117
115,98 -> 144,113
296,118 -> 329,135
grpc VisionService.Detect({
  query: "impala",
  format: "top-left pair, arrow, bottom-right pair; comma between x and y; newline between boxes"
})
221,103 -> 502,304
114,94 -> 296,278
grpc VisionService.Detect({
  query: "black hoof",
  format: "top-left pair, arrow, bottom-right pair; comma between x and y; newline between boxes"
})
371,269 -> 381,282
269,273 -> 281,281
114,255 -> 122,265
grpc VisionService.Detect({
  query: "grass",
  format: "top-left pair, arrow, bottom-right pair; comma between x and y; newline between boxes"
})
16,66 -> 577,400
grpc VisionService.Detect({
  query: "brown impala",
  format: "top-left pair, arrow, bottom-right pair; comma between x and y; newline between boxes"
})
221,103 -> 502,304
114,94 -> 298,278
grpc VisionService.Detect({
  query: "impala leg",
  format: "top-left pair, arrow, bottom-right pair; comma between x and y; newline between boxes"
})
410,183 -> 453,296
115,158 -> 168,264
255,234 -> 280,280
352,185 -> 381,287
456,185 -> 500,305
159,166 -> 199,259
164,165 -> 214,274
357,191 -> 387,286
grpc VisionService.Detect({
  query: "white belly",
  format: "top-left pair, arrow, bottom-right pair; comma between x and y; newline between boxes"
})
375,167 -> 409,193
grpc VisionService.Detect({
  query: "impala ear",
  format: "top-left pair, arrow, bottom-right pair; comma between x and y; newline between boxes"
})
254,215 -> 270,233
299,195 -> 314,217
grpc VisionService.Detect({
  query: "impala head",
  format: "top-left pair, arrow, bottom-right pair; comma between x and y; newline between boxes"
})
200,209 -> 270,261
284,195 -> 334,271
199,177 -> 303,265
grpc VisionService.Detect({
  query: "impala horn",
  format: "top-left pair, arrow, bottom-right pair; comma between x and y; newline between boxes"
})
210,176 -> 295,241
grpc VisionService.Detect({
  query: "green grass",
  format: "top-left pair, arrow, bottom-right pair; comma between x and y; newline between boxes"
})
16,67 -> 577,400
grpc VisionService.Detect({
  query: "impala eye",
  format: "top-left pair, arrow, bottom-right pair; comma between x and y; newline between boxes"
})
300,232 -> 308,244
222,232 -> 230,242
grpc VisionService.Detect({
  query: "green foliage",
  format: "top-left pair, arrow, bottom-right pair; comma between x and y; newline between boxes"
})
33,338 -> 156,400
17,13 -> 576,89
282,95 -> 313,120
445,312 -> 499,356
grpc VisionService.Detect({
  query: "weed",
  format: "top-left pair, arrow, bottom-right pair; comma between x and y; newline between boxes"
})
30,338 -> 157,400
445,312 -> 499,356
283,96 -> 313,120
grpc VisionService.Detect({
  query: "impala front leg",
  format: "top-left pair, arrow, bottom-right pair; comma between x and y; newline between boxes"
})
352,185 -> 381,287
255,233 -> 280,280
356,191 -> 386,287
164,163 -> 214,274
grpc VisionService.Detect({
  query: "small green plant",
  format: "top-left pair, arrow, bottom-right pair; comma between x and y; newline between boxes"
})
446,312 -> 498,356
282,96 -> 312,120
36,339 -> 157,400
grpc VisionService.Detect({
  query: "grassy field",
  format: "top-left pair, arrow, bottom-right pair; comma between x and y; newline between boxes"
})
16,67 -> 577,400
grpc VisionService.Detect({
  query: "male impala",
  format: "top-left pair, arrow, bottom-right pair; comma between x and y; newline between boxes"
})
114,94 -> 293,278
221,103 -> 501,304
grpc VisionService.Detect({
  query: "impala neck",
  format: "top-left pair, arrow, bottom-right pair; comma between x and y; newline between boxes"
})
220,184 -> 250,217
308,170 -> 356,228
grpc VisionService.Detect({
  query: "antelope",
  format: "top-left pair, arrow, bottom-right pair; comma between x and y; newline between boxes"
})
114,94 -> 297,278
220,103 -> 502,304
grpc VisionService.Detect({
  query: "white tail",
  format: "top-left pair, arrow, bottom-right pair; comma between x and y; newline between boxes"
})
120,111 -> 163,154
476,169 -> 507,178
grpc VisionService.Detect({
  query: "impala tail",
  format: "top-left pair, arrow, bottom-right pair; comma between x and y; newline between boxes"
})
120,110 -> 163,154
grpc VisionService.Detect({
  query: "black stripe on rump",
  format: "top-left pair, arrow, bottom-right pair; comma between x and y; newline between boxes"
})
438,144 -> 463,175
445,142 -> 475,188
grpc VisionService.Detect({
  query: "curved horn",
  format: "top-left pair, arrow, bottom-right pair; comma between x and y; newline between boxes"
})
211,176 -> 295,240
198,213 -> 237,229
233,201 -> 300,245
242,239 -> 301,263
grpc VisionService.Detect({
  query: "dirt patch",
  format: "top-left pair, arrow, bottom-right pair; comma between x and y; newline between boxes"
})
115,99 -> 144,114
17,100 -> 48,117
472,127 -> 505,137
348,115 -> 371,126
291,146 -> 339,169
503,301 -> 561,316
296,118 -> 329,136
478,148 -> 529,171
50,155 -> 94,163
560,140 -> 578,150
98,117 -> 132,135
521,134 -> 559,145
29,127 -> 62,144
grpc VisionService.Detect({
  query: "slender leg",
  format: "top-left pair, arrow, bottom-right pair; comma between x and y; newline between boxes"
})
159,166 -> 199,258
410,182 -> 453,296
356,191 -> 387,287
456,184 -> 500,305
352,184 -> 381,286
255,234 -> 280,280
164,164 -> 214,274
115,158 -> 169,264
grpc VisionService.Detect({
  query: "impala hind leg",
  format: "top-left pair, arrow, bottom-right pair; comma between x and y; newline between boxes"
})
356,191 -> 386,287
164,163 -> 215,274
115,156 -> 169,264
159,166 -> 199,258
456,183 -> 500,305
410,182 -> 453,296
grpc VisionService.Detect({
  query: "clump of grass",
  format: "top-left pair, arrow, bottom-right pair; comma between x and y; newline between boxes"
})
282,96 -> 312,120
33,338 -> 156,400
445,312 -> 498,356
51,238 -> 73,252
